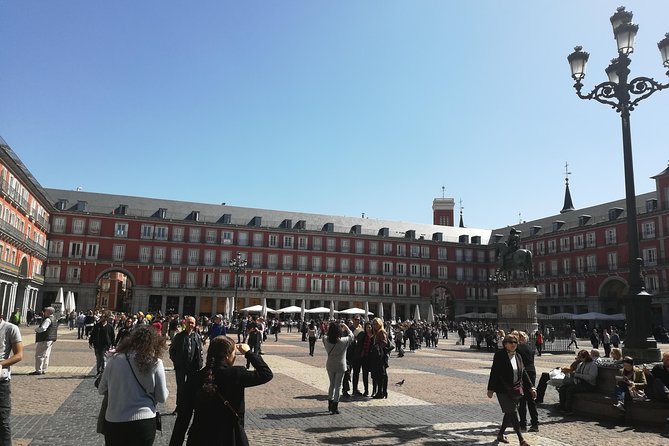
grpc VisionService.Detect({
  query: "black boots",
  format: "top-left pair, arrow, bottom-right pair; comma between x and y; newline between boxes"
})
331,401 -> 339,414
328,400 -> 333,412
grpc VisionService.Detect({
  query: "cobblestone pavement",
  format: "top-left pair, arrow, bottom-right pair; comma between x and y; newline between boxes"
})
8,327 -> 669,445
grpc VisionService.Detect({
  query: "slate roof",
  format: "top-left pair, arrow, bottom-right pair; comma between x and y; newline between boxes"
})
44,188 -> 493,244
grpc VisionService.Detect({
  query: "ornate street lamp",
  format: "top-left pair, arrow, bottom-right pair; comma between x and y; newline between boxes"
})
229,252 -> 247,314
567,6 -> 668,361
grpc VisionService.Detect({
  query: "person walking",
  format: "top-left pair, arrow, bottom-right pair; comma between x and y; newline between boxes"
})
98,325 -> 168,446
89,314 -> 116,375
487,333 -> 535,446
515,331 -> 539,432
534,330 -> 544,357
307,322 -> 317,356
323,321 -> 354,414
567,329 -> 578,349
30,307 -> 57,375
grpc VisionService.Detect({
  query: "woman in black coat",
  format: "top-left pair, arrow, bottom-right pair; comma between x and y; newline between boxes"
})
175,336 -> 273,446
487,334 -> 536,446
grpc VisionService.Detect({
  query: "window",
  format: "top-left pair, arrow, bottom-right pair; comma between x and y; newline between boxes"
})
326,257 -> 336,272
383,282 -> 392,295
66,266 -> 81,283
438,265 -> 448,279
282,277 -> 292,292
267,254 -> 278,269
369,282 -> 379,295
312,237 -> 322,251
266,276 -> 277,291
339,280 -> 350,294
139,246 -> 152,263
455,249 -> 463,261
340,258 -> 349,273
563,282 -> 571,297
643,248 -> 658,266
605,228 -> 617,244
560,237 -> 570,252
608,252 -> 617,270
550,283 -> 559,297
325,279 -> 335,293
456,267 -> 464,281
396,283 -> 405,296
396,263 -> 406,276
298,236 -> 308,250
477,251 -> 486,263
238,232 -> 248,246
563,258 -> 571,274
296,277 -> 306,292
205,250 -> 216,266
587,255 -> 597,272
396,244 -> 405,256
115,222 -> 128,237
341,239 -> 350,253
550,260 -> 558,276
153,247 -> 166,263
206,229 -> 217,243
354,259 -> 364,274
155,226 -> 168,240
45,265 -> 61,280
312,256 -> 322,271
86,243 -> 98,259
383,243 -> 392,255
576,280 -> 586,297
170,271 -> 181,288
383,262 -> 393,275
72,219 -> 85,234
586,232 -> 596,248
576,257 -> 585,273
410,264 -> 419,277
573,234 -> 584,249
173,226 -> 184,242
253,233 -> 263,247
647,275 -> 659,292
52,217 -> 65,233
188,248 -> 199,265
282,254 -> 293,270
171,248 -> 183,264
251,276 -> 262,289
548,239 -> 557,253
438,247 -> 448,260
141,224 -> 154,239
369,261 -> 378,275
642,221 -> 656,239
369,242 -> 378,255
311,278 -> 322,293
112,245 -> 125,261
354,280 -> 365,295
186,272 -> 197,288
327,238 -> 336,252
69,242 -> 82,258
189,228 -> 201,243
298,255 -> 308,271
151,270 -> 164,287
421,246 -> 430,258
355,240 -> 365,254
268,234 -> 278,248
538,262 -> 545,277
410,245 -> 420,258
536,241 -> 545,255
220,273 -> 230,288
89,219 -> 101,235
421,265 -> 430,278
48,240 -> 63,257
222,231 -> 233,245
283,236 -> 294,249
410,284 -> 420,297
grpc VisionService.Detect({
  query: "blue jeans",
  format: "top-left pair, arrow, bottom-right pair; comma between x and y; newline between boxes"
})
0,380 -> 11,445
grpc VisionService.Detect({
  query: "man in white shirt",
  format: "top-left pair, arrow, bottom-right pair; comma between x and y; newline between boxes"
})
0,313 -> 23,443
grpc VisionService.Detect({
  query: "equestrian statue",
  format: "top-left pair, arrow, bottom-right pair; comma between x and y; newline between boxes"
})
494,228 -> 534,283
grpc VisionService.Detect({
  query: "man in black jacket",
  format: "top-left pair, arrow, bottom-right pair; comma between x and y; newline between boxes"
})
644,351 -> 669,402
89,314 -> 115,375
515,331 -> 538,432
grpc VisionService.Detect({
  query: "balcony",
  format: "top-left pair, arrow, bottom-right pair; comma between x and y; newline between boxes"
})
0,180 -> 30,215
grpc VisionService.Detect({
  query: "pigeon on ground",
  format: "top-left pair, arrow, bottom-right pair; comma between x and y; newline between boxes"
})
395,379 -> 405,386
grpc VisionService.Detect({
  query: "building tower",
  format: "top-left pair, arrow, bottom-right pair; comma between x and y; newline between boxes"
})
560,162 -> 575,214
433,187 -> 455,227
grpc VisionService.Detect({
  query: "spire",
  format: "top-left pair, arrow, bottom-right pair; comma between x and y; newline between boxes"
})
561,161 -> 575,213
458,199 -> 465,228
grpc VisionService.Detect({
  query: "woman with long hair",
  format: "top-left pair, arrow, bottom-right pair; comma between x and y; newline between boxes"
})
369,317 -> 391,399
487,334 -> 535,446
323,321 -> 354,414
98,325 -> 169,446
174,336 -> 273,446
356,322 -> 374,396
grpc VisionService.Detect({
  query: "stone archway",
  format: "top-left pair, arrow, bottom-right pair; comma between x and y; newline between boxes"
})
598,277 -> 627,314
95,268 -> 136,312
431,285 -> 455,319
18,256 -> 28,277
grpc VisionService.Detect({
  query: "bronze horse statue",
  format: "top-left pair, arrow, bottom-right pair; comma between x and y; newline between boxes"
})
493,242 -> 534,283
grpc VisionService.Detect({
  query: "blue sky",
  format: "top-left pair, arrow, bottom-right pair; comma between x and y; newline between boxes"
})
1,1 -> 668,230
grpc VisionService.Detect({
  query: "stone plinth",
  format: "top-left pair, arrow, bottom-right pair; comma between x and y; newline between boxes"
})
496,287 -> 539,335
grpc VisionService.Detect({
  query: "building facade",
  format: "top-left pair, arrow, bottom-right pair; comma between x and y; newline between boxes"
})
0,138 -> 50,322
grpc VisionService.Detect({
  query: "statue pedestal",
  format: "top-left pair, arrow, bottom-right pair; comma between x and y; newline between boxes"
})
496,287 -> 539,336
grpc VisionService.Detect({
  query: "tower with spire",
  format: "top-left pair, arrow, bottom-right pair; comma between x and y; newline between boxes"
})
433,186 -> 455,226
458,199 -> 465,228
560,161 -> 575,213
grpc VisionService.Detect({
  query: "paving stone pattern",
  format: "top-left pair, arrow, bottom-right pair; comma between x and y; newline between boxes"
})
9,326 -> 669,445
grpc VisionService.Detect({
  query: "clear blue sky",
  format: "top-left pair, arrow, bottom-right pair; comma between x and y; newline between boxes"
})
1,1 -> 668,230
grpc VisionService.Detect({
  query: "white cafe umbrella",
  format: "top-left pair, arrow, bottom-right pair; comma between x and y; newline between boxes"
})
261,297 -> 268,318
306,306 -> 334,314
239,304 -> 276,314
301,299 -> 306,321
225,297 -> 231,320
338,307 -> 373,316
414,305 -> 421,321
66,291 -> 76,313
329,301 -> 335,320
427,304 -> 435,323
391,302 -> 396,322
377,302 -> 384,321
364,301 -> 370,321
55,287 -> 65,310
277,305 -> 303,314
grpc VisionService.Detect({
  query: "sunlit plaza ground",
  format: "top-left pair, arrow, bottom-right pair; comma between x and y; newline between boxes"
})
9,326 -> 669,446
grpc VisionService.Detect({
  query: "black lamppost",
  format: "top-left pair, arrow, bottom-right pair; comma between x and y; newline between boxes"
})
229,252 -> 247,315
567,6 -> 669,361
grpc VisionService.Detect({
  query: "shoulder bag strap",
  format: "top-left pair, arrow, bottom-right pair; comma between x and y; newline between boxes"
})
215,391 -> 240,419
125,354 -> 156,406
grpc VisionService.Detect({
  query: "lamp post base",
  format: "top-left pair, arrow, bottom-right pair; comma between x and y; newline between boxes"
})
622,292 -> 660,363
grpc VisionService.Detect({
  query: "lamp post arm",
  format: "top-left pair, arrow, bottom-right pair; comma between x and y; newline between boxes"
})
573,80 -> 620,110
628,76 -> 669,110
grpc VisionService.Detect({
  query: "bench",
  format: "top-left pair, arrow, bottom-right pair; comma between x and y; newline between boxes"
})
570,363 -> 669,425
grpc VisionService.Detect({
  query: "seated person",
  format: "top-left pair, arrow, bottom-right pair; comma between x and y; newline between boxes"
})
643,351 -> 669,403
558,350 -> 598,414
613,356 -> 646,411
590,349 -> 602,365
535,353 -> 582,403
